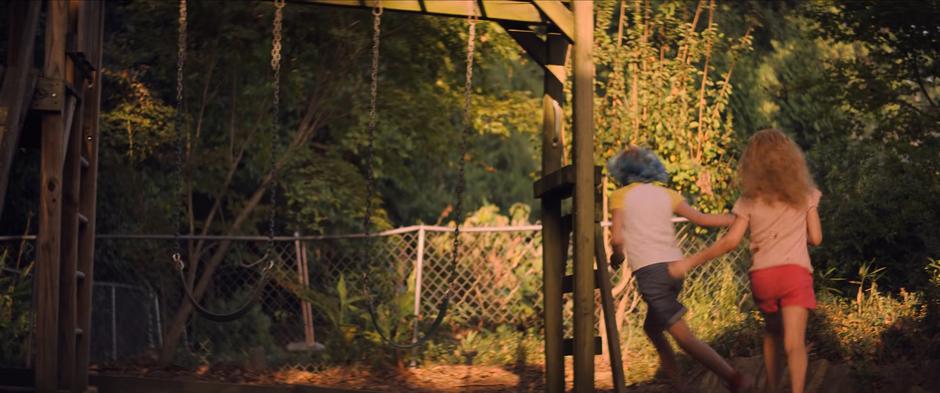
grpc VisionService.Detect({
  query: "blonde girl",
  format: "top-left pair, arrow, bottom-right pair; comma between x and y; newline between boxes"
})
671,129 -> 823,393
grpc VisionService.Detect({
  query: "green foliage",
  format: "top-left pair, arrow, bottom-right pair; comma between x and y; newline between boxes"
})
727,1 -> 940,290
594,0 -> 752,212
0,251 -> 32,366
812,288 -> 928,362
424,326 -> 543,366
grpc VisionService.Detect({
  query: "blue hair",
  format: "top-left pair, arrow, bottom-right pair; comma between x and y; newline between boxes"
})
606,147 -> 669,186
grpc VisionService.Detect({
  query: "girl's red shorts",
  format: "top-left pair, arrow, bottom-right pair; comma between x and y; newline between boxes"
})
749,264 -> 816,314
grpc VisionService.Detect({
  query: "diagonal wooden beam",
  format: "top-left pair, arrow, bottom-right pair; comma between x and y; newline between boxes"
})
532,0 -> 574,43
498,22 -> 567,88
293,0 -> 545,24
0,0 -> 42,220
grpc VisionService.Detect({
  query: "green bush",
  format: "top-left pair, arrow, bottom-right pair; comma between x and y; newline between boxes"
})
0,250 -> 33,366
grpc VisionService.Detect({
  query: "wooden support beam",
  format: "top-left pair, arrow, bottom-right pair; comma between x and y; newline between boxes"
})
497,22 -> 569,86
539,23 -> 569,393
56,0 -> 90,387
594,224 -> 627,393
57,89 -> 82,392
293,0 -> 546,24
0,0 -> 42,220
571,1 -> 595,392
562,336 -> 602,356
75,2 -> 105,391
533,164 -> 602,199
561,270 -> 598,293
498,22 -> 544,65
36,1 -> 70,391
532,0 -> 575,42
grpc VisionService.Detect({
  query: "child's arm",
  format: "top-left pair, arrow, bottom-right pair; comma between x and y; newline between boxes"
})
668,216 -> 747,278
609,208 -> 626,268
807,206 -> 822,246
674,200 -> 735,227
609,208 -> 624,249
807,189 -> 822,246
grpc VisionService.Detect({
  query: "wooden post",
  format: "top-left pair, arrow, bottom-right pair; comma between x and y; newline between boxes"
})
572,1 -> 595,392
412,226 -> 426,344
294,232 -> 315,345
75,1 -> 105,391
541,26 -> 569,393
36,1 -> 69,391
300,241 -> 314,344
57,1 -> 88,388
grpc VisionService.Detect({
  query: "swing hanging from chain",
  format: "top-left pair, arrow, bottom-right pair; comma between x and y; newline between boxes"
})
361,4 -> 478,349
170,0 -> 285,323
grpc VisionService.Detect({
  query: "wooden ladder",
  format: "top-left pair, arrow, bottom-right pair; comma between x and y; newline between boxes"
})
31,1 -> 104,392
534,164 -> 627,393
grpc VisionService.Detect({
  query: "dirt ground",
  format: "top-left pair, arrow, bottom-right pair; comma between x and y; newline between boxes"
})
96,356 -> 940,393
96,357 -> 668,392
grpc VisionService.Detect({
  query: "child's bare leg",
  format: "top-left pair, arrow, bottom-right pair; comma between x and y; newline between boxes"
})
781,306 -> 808,393
666,319 -> 736,381
762,313 -> 784,393
644,324 -> 680,381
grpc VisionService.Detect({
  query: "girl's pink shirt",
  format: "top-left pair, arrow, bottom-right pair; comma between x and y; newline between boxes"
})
733,189 -> 822,273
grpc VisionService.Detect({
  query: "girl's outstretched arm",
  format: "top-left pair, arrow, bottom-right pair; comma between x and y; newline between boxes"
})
674,200 -> 735,227
668,216 -> 747,278
807,206 -> 822,246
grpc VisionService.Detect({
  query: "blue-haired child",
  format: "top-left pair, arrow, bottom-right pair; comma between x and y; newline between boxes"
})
607,147 -> 753,392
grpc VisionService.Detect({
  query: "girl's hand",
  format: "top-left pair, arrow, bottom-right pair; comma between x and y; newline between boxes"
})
610,251 -> 625,270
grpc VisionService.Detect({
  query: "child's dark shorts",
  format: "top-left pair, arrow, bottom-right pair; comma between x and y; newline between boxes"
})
634,262 -> 686,331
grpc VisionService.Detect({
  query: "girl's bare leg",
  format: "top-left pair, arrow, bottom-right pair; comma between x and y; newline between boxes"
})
781,306 -> 809,393
645,324 -> 681,382
763,313 -> 784,393
667,319 -> 737,381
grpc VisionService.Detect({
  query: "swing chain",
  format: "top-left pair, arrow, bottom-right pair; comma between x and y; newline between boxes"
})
362,4 -> 382,246
268,0 -> 285,258
173,0 -> 188,262
449,11 -> 477,294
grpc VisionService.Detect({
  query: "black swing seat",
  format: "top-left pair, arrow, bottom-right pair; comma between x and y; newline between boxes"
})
175,254 -> 272,323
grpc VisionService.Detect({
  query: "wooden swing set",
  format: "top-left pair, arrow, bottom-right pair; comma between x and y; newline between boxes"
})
0,1 -> 625,392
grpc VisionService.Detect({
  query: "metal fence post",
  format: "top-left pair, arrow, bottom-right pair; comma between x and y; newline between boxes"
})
153,291 -> 163,347
110,285 -> 117,361
412,225 -> 426,344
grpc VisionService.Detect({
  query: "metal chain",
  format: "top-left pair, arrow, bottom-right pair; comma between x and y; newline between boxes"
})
265,0 -> 285,271
449,11 -> 477,292
362,5 -> 382,249
173,0 -> 188,269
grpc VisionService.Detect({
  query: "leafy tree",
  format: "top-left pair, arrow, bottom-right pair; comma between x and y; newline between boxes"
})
94,0 -> 545,362
727,0 -> 940,289
593,0 -> 752,213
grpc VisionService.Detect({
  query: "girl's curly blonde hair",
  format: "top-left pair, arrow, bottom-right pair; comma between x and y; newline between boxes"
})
739,129 -> 816,207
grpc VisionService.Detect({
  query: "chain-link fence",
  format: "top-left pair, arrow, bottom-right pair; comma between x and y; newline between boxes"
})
0,221 -> 751,371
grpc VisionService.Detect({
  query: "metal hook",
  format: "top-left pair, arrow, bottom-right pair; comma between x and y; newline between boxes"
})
172,253 -> 185,271
550,98 -> 562,148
